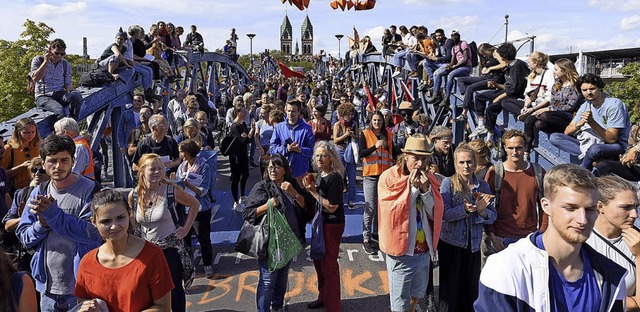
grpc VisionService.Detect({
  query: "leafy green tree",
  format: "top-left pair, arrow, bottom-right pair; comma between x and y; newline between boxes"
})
0,19 -> 90,122
605,62 -> 640,124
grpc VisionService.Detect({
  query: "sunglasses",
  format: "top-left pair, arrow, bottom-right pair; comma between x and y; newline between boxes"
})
53,51 -> 66,56
31,168 -> 46,174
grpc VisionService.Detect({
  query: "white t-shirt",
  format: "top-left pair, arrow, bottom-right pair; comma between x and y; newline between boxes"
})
587,228 -> 636,296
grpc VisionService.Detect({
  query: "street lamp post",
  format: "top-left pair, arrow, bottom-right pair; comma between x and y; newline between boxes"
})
504,14 -> 509,42
247,33 -> 256,61
335,34 -> 344,60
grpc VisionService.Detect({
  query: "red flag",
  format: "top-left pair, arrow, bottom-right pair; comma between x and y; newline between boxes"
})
277,60 -> 306,79
363,82 -> 378,111
353,27 -> 360,46
400,80 -> 414,102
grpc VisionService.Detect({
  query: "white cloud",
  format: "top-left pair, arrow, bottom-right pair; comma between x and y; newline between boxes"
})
364,26 -> 385,51
31,2 -> 87,19
427,16 -> 482,35
588,0 -> 640,10
621,15 -> 640,30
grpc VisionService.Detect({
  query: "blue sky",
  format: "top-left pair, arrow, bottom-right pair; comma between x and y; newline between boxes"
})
2,0 -> 639,59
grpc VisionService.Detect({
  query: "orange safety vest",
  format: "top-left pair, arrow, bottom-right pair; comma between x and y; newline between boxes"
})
362,129 -> 394,177
73,137 -> 95,180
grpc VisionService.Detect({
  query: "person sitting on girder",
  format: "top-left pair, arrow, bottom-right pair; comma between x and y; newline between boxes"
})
97,28 -> 133,81
391,25 -> 418,78
184,25 -> 204,54
224,40 -> 238,62
29,38 -> 82,120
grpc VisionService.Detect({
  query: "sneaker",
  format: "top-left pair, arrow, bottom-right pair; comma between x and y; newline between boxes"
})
469,126 -> 488,138
363,241 -> 377,255
455,114 -> 467,122
437,97 -> 450,107
204,265 -> 214,278
233,202 -> 244,212
348,201 -> 356,210
239,196 -> 248,205
392,70 -> 401,78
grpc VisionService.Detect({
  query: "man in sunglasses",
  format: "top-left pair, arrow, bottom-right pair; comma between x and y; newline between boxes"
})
29,38 -> 82,120
392,101 -> 424,157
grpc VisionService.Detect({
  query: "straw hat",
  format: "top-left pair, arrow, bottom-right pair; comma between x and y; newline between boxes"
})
401,134 -> 434,156
399,101 -> 412,110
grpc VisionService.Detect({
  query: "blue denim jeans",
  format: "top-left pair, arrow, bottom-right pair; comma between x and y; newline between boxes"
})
36,90 -> 82,119
41,292 -> 77,312
406,52 -> 425,72
337,146 -> 357,202
549,133 -> 625,169
393,50 -> 410,68
432,64 -> 450,94
422,59 -> 443,80
257,258 -> 291,312
444,66 -> 471,99
134,63 -> 153,89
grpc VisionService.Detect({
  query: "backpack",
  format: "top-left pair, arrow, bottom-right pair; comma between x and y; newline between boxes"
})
494,162 -> 544,230
79,68 -> 114,88
468,41 -> 479,68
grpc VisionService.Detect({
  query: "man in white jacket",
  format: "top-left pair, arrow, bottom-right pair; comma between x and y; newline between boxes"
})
475,163 -> 627,312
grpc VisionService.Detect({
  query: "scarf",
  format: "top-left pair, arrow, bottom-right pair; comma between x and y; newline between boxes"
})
178,155 -> 205,177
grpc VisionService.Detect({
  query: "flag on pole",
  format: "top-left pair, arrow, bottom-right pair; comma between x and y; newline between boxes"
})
277,60 -> 306,79
363,82 -> 378,112
399,80 -> 414,102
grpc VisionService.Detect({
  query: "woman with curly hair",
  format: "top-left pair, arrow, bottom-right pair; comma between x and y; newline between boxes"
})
332,103 -> 359,208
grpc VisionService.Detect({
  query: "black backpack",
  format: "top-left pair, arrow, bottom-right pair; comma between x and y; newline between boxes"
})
468,41 -> 479,68
79,68 -> 114,88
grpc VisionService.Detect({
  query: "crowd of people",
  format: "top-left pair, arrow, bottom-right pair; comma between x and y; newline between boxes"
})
1,20 -> 640,312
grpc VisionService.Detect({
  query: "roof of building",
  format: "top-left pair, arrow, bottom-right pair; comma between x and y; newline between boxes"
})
301,14 -> 313,38
550,47 -> 640,63
281,14 -> 292,37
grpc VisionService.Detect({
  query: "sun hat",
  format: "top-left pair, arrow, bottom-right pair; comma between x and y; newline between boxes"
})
401,134 -> 434,155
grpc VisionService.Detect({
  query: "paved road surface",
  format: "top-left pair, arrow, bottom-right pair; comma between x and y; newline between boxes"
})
180,153 -> 440,311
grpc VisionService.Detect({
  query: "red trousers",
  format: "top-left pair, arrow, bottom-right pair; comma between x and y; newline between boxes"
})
312,222 -> 345,312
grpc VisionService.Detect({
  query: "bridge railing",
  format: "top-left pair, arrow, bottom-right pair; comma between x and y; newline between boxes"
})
1,51 -> 252,187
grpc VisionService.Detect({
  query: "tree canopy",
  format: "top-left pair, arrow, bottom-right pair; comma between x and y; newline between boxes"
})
605,62 -> 640,123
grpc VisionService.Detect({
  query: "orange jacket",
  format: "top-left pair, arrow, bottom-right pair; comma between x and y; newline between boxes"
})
378,165 -> 443,256
73,137 -> 95,180
361,129 -> 393,177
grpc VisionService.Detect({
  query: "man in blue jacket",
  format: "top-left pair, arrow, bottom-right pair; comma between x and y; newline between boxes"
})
475,164 -> 627,312
270,99 -> 315,184
17,134 -> 102,312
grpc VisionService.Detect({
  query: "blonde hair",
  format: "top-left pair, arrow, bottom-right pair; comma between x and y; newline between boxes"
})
527,51 -> 549,81
8,118 -> 41,149
450,144 -> 477,195
597,175 -> 636,205
544,164 -> 598,201
552,58 -> 579,93
183,118 -> 203,147
135,153 -> 168,212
